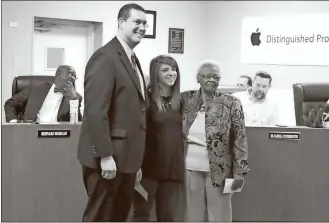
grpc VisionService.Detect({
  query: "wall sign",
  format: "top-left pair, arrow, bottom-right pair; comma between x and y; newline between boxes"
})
241,14 -> 329,66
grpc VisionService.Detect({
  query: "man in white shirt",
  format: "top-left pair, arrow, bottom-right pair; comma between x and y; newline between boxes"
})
233,71 -> 279,126
4,65 -> 82,123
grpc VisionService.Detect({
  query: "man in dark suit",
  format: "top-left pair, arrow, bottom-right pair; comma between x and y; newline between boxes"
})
77,3 -> 148,222
4,65 -> 82,123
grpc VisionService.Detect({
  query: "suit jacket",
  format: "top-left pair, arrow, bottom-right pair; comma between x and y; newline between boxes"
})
77,37 -> 149,173
4,82 -> 83,122
181,89 -> 249,187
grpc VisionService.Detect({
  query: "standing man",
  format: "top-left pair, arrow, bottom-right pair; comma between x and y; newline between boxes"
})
77,3 -> 148,222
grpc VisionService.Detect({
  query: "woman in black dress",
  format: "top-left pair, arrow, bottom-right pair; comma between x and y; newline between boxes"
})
132,55 -> 185,221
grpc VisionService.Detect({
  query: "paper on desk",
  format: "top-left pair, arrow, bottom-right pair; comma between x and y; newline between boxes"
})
223,178 -> 244,194
134,183 -> 148,201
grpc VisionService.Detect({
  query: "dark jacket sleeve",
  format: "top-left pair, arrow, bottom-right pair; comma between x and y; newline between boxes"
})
4,85 -> 31,122
83,52 -> 115,158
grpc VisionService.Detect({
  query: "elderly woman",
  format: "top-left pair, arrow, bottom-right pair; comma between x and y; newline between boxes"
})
181,60 -> 249,221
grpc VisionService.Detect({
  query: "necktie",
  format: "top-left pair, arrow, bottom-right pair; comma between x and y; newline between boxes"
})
131,53 -> 144,97
131,53 -> 142,89
54,87 -> 61,93
131,53 -> 138,74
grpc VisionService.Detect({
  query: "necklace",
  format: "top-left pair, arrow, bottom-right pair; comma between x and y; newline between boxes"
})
161,96 -> 172,108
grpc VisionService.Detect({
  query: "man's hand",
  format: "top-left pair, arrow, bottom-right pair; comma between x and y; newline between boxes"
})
231,174 -> 244,191
63,81 -> 78,99
100,156 -> 117,180
135,168 -> 142,185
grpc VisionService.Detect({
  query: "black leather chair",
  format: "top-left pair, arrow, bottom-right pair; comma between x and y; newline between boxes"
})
293,83 -> 329,127
11,75 -> 55,120
12,75 -> 55,96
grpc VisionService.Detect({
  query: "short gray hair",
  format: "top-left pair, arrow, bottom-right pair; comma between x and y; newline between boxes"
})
196,59 -> 221,76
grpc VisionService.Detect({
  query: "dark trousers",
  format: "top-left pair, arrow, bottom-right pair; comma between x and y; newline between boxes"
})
82,166 -> 136,222
132,177 -> 183,222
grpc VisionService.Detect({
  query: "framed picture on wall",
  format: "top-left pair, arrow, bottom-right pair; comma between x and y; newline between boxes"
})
168,28 -> 184,54
144,10 -> 156,39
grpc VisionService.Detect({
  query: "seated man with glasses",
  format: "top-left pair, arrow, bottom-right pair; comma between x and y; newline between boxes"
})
4,65 -> 83,123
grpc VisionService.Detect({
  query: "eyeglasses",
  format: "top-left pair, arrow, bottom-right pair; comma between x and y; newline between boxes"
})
199,73 -> 220,81
133,20 -> 149,28
69,75 -> 77,80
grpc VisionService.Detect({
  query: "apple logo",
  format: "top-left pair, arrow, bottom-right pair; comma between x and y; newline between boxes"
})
251,28 -> 261,46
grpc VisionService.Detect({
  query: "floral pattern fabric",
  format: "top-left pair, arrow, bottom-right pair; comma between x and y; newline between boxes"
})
181,89 -> 249,187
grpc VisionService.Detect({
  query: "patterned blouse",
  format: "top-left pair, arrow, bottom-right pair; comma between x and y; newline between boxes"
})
181,89 -> 250,187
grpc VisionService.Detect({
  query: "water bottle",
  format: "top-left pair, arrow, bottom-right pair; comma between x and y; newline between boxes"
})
69,99 -> 79,124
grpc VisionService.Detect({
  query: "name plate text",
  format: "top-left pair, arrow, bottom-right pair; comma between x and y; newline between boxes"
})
38,130 -> 71,138
269,132 -> 300,140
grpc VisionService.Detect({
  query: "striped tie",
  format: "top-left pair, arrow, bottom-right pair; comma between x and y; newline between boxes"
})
131,53 -> 138,75
131,53 -> 142,91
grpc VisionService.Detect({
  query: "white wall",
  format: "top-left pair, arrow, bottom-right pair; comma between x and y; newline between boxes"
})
205,1 -> 329,88
33,26 -> 88,96
1,1 -> 206,121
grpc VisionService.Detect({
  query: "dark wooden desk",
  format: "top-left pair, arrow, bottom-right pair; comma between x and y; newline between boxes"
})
1,123 -> 86,221
232,126 -> 329,222
2,124 -> 329,221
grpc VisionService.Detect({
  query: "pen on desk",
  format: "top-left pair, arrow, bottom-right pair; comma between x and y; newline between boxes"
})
22,120 -> 39,124
275,124 -> 287,127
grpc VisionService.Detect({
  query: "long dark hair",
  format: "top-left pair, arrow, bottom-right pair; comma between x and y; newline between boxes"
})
149,55 -> 180,111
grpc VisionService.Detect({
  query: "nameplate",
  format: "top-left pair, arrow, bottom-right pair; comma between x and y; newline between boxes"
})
269,132 -> 300,140
38,130 -> 71,138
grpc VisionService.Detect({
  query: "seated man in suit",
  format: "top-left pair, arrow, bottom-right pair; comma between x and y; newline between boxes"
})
232,71 -> 279,126
4,65 -> 82,123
